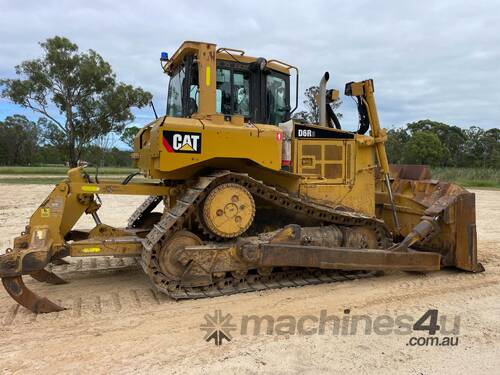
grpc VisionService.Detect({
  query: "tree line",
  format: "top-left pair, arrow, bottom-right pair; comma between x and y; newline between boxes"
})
3,112 -> 497,169
293,86 -> 499,169
386,120 -> 499,168
0,115 -> 132,166
0,36 -> 498,169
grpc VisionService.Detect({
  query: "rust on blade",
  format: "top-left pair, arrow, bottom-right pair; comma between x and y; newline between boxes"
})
389,164 -> 431,181
2,276 -> 65,313
259,243 -> 441,272
377,166 -> 484,273
30,269 -> 67,285
51,258 -> 70,266
453,192 -> 484,272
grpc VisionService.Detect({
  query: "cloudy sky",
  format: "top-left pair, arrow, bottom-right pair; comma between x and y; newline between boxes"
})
1,0 -> 499,138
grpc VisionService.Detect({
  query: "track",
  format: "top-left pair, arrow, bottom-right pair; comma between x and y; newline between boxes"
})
139,171 -> 392,299
127,195 -> 163,228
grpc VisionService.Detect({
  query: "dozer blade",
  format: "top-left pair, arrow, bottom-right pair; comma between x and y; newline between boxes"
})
377,165 -> 485,273
2,276 -> 65,313
30,269 -> 67,285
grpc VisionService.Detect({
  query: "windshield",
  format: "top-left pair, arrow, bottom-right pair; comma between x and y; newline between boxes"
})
166,65 -> 185,117
166,55 -> 199,118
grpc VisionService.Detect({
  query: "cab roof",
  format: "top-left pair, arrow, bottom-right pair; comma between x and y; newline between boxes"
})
164,40 -> 292,75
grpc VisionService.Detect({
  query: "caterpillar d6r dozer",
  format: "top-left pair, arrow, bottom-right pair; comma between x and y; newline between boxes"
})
0,41 -> 484,313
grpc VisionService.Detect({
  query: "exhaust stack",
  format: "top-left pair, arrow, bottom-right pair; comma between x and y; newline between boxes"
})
319,72 -> 330,126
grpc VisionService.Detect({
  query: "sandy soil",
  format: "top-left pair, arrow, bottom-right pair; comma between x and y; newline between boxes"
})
0,185 -> 498,374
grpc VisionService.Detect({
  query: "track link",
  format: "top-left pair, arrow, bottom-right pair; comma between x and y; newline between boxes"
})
127,195 -> 162,228
137,171 -> 391,299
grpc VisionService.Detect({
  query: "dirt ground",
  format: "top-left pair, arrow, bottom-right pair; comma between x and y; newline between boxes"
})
0,184 -> 498,374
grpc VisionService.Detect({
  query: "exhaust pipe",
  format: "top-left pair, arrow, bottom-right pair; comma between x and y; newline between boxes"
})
319,72 -> 330,126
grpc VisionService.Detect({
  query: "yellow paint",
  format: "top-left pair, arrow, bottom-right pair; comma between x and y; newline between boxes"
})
202,183 -> 255,237
41,208 -> 51,218
81,247 -> 101,253
205,66 -> 211,86
135,117 -> 282,180
82,185 -> 100,192
294,136 -> 376,216
133,42 -> 385,217
35,229 -> 46,240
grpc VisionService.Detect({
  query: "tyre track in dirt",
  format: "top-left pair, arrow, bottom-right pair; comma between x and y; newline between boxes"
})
0,253 -> 498,329
0,185 -> 499,374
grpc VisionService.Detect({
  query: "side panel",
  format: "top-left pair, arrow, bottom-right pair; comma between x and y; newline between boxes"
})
295,139 -> 351,183
294,137 -> 376,216
154,118 -> 282,177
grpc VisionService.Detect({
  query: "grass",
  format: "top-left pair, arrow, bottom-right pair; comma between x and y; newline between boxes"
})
0,177 -> 136,185
0,165 -> 137,175
0,165 -> 139,185
430,167 -> 500,189
0,165 -> 498,188
0,177 -> 71,185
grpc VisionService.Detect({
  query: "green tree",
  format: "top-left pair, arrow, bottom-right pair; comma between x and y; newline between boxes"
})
120,126 -> 140,149
482,128 -> 500,168
293,85 -> 342,124
401,131 -> 448,166
406,120 -> 466,166
461,126 -> 500,168
37,144 -> 65,165
386,126 -> 410,164
0,115 -> 39,165
1,36 -> 152,167
80,145 -> 131,167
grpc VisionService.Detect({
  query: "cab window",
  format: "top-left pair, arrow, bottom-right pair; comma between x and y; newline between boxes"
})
266,75 -> 287,124
216,68 -> 231,114
166,64 -> 185,117
233,72 -> 250,116
216,67 -> 251,117
187,62 -> 199,116
166,55 -> 198,117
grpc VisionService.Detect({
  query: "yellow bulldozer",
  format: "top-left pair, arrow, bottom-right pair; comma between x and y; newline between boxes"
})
0,41 -> 484,313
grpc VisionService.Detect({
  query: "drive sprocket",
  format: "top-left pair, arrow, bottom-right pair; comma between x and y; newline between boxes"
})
201,183 -> 256,238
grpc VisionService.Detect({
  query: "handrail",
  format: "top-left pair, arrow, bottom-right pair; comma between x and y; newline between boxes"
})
216,47 -> 245,56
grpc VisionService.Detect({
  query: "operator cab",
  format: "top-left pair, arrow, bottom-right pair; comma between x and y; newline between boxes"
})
164,43 -> 294,125
214,57 -> 290,124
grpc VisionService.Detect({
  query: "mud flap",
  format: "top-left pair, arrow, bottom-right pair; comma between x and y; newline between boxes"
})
2,276 -> 65,313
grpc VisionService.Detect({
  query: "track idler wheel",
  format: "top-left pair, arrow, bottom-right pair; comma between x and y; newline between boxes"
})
158,231 -> 203,279
201,183 -> 256,238
2,276 -> 65,313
